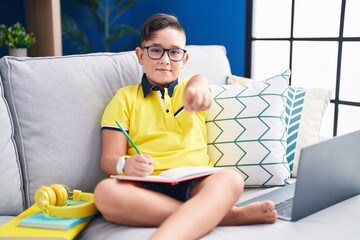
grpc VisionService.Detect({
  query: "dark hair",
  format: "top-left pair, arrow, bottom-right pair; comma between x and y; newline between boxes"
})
140,13 -> 185,44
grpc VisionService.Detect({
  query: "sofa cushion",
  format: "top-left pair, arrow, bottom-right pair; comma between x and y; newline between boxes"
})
0,52 -> 143,207
206,70 -> 291,186
77,194 -> 360,240
0,75 -> 24,215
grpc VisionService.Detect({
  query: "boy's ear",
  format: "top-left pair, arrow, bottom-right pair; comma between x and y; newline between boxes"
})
135,47 -> 144,65
182,52 -> 189,66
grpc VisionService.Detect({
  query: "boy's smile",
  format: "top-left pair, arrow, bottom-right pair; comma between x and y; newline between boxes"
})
156,67 -> 171,73
135,27 -> 188,88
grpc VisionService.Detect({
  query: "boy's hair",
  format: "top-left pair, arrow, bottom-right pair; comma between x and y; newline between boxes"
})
140,13 -> 186,45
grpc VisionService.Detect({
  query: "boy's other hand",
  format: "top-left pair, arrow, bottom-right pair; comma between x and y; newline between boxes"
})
123,154 -> 154,177
184,75 -> 212,112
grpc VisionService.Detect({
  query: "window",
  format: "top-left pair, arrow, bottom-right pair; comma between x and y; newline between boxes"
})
247,0 -> 360,137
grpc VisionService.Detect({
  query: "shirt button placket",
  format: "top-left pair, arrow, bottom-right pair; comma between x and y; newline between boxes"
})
163,88 -> 176,129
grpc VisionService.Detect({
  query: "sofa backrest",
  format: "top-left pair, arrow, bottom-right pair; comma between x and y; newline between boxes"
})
0,45 -> 231,214
179,45 -> 231,84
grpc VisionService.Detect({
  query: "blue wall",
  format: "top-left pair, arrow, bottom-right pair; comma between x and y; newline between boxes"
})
130,0 -> 248,76
0,0 -> 26,57
1,0 -> 247,75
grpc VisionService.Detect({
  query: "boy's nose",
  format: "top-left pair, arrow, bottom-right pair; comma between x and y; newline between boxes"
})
160,51 -> 170,64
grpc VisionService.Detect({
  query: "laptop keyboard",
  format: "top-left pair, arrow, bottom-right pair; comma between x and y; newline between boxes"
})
275,198 -> 294,219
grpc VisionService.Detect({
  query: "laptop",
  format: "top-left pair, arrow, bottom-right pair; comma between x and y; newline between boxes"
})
236,130 -> 360,221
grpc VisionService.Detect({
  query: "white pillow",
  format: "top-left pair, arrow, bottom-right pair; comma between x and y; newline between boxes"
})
207,70 -> 291,186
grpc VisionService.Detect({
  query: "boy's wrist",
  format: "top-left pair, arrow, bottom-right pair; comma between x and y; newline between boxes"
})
116,155 -> 131,175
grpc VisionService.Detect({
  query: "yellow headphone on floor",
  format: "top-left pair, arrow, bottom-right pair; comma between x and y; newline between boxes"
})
35,184 -> 97,218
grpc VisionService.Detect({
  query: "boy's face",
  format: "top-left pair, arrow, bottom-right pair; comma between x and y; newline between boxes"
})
135,27 -> 188,87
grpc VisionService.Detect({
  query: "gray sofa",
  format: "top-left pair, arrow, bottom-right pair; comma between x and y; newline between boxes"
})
1,45 -> 359,240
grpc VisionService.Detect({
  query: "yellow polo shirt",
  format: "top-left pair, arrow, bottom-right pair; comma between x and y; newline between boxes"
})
101,75 -> 213,175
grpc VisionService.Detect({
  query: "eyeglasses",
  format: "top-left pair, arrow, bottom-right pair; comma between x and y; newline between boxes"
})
142,46 -> 187,62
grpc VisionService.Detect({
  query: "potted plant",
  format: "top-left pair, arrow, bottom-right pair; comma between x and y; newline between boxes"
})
0,22 -> 35,57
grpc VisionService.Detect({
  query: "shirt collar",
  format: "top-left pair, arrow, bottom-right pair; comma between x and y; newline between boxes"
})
141,74 -> 179,98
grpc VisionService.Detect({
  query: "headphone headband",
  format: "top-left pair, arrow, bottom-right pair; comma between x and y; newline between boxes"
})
35,184 -> 97,218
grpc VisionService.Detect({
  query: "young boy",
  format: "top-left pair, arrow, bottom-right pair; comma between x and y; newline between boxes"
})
94,13 -> 277,240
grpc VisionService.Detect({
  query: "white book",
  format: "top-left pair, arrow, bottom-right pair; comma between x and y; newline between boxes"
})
111,166 -> 220,185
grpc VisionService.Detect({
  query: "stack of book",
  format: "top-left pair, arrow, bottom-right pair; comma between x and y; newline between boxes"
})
0,203 -> 95,239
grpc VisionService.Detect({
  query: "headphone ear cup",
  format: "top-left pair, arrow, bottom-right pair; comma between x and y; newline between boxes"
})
50,184 -> 68,206
35,185 -> 57,213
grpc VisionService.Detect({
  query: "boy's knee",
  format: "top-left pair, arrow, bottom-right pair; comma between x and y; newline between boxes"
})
94,178 -> 113,209
231,170 -> 244,195
217,168 -> 244,182
94,178 -> 128,222
215,169 -> 244,196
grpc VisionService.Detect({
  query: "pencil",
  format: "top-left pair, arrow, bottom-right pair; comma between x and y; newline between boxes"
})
115,120 -> 142,154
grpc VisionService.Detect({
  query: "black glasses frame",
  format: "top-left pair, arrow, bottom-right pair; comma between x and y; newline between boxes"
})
142,46 -> 187,62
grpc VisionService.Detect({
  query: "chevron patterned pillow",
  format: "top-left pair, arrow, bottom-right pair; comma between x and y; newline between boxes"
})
226,73 -> 331,178
285,87 -> 331,177
206,70 -> 291,187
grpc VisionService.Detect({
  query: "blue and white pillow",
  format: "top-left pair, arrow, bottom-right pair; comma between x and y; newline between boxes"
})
285,87 -> 306,173
285,87 -> 331,176
226,73 -> 331,177
206,70 -> 291,187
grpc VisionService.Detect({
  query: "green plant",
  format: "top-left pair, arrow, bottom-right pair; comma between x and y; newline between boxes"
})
0,22 -> 35,48
62,0 -> 139,53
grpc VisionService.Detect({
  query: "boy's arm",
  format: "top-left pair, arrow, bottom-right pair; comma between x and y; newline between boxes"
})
184,74 -> 212,112
101,129 -> 153,176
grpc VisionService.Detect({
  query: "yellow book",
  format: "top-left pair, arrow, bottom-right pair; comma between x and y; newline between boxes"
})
0,204 -> 94,239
